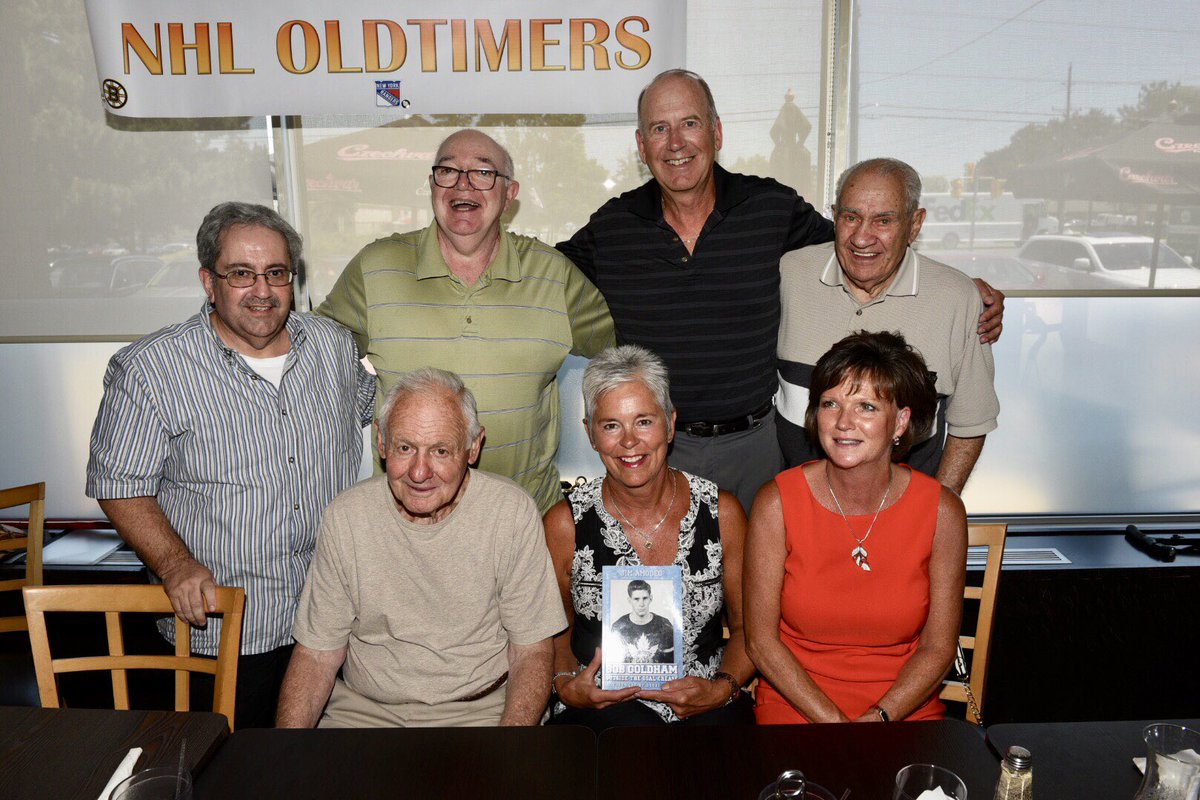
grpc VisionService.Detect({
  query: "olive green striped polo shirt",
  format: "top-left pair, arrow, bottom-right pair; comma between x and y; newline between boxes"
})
317,222 -> 614,513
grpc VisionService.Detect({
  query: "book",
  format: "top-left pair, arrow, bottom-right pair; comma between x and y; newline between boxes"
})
42,529 -> 124,565
601,564 -> 684,690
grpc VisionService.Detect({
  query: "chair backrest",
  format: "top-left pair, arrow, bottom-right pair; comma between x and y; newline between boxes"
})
940,522 -> 1006,724
23,584 -> 245,731
0,482 -> 46,634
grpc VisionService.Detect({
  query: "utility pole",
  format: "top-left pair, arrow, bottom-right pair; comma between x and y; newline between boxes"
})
1058,63 -> 1073,224
1065,63 -> 1072,122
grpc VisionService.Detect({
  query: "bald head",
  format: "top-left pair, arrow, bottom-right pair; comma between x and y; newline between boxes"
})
434,129 -> 515,180
636,69 -> 719,133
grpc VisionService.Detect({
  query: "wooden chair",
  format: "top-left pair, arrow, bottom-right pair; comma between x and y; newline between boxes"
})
940,522 -> 1007,725
0,482 -> 46,634
23,584 -> 245,731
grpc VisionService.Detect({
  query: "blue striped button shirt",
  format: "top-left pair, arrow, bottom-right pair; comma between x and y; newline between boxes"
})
86,306 -> 375,655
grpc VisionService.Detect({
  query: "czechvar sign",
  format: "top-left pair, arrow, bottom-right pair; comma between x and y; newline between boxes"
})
84,1 -> 685,118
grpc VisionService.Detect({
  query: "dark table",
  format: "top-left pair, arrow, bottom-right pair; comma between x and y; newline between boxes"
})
0,705 -> 228,800
194,724 -> 598,800
598,719 -> 1000,799
988,718 -> 1200,799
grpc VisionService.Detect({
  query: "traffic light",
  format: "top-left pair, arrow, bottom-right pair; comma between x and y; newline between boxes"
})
951,179 -> 964,198
991,178 -> 1006,199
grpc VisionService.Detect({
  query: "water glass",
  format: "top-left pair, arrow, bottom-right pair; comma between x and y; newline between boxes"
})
1134,723 -> 1200,800
111,766 -> 193,800
893,763 -> 968,800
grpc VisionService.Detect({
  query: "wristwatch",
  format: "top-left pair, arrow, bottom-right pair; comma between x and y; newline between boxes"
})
874,704 -> 891,722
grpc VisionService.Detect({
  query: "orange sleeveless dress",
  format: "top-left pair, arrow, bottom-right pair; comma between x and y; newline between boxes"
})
755,464 -> 945,724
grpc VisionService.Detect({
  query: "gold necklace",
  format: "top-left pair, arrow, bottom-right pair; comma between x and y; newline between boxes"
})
825,463 -> 891,572
606,469 -> 678,550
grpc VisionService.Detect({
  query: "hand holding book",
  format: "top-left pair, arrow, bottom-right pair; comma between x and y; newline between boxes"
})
555,647 -> 640,709
636,675 -> 734,719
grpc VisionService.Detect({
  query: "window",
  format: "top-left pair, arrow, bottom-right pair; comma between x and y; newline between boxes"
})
0,1 -> 274,341
852,0 -> 1200,515
853,0 -> 1200,295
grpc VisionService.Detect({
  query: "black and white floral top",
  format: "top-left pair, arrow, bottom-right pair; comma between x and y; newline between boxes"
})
557,471 -> 726,723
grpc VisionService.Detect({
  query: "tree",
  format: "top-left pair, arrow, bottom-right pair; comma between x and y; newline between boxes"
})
1119,81 -> 1200,125
977,109 -> 1118,180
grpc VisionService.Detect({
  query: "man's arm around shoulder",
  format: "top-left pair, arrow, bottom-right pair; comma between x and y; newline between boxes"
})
499,637 -> 553,726
275,642 -> 348,728
936,434 -> 986,495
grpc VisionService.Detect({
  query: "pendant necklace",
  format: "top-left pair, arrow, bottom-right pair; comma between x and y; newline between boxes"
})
607,469 -> 678,550
825,464 -> 891,572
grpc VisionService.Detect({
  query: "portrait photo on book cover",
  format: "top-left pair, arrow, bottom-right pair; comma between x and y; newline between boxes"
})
601,565 -> 684,689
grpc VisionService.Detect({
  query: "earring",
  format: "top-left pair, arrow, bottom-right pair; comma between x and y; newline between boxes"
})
892,436 -> 900,447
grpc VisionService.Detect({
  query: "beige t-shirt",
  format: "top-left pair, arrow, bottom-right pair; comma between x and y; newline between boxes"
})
293,470 -> 566,706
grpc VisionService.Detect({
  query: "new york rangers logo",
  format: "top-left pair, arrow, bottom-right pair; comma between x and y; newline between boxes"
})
376,81 -> 403,107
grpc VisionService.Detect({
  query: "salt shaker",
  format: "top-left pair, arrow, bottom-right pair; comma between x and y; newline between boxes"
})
992,745 -> 1033,800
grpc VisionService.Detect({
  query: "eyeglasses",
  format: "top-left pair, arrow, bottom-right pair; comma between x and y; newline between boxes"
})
430,166 -> 510,191
207,267 -> 295,288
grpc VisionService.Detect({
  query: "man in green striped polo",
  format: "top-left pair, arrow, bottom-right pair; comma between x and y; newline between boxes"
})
317,130 -> 614,514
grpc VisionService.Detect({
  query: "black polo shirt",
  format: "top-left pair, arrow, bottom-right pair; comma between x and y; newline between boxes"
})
557,164 -> 833,422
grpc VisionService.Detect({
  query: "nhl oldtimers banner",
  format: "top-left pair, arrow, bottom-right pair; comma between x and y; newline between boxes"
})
84,1 -> 686,117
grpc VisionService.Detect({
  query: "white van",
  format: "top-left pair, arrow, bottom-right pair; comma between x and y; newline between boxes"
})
917,192 -> 1057,249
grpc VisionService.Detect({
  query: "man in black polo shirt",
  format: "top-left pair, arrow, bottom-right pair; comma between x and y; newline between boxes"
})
558,69 -> 1004,512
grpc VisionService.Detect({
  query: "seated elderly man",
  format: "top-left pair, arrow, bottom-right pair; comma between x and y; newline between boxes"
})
275,367 -> 566,728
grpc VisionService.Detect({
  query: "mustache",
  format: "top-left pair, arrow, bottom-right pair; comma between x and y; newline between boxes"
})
240,296 -> 281,309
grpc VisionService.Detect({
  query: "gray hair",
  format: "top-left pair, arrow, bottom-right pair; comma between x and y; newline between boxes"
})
377,367 -> 481,447
835,158 -> 923,217
582,345 -> 673,422
196,202 -> 303,272
435,129 -> 515,180
637,69 -> 720,132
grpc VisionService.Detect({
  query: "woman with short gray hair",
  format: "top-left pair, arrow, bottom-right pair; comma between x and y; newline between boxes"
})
543,345 -> 754,732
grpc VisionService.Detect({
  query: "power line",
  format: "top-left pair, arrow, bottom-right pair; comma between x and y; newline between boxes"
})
859,113 -> 1051,123
859,73 -> 1197,86
864,103 -> 1060,116
861,0 -> 1050,86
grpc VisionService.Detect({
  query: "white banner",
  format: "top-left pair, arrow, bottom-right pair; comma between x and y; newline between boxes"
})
83,1 -> 685,118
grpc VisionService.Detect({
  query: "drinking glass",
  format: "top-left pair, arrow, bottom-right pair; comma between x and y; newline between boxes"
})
1134,723 -> 1200,800
893,763 -> 968,800
111,766 -> 193,800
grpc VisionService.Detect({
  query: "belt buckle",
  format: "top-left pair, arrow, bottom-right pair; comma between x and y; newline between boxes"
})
709,421 -> 732,437
684,421 -> 711,437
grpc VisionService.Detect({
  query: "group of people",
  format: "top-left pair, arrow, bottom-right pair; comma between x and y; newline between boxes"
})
84,69 -> 1001,731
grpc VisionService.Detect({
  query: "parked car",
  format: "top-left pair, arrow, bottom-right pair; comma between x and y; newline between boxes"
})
922,249 -> 1125,290
923,250 -> 1044,289
47,254 -> 162,296
1017,234 -> 1200,289
134,259 -> 206,298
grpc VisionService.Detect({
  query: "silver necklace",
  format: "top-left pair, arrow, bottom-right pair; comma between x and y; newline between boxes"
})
606,469 -> 678,550
825,464 -> 891,572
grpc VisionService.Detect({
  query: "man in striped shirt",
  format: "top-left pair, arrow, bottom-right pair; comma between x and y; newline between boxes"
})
558,69 -> 1005,512
317,130 -> 614,515
86,202 -> 375,728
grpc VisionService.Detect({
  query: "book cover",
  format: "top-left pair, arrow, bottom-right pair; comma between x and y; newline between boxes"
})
601,564 -> 684,690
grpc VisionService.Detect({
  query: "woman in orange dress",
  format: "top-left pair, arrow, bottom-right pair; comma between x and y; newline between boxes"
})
745,331 -> 967,723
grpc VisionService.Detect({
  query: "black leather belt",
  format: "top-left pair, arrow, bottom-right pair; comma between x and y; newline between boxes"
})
456,671 -> 508,702
675,401 -> 773,438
